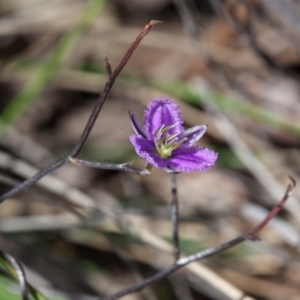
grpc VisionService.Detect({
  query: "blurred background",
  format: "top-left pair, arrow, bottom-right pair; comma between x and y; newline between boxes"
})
0,0 -> 300,299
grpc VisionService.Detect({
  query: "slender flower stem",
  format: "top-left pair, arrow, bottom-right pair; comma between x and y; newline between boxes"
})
0,21 -> 161,204
171,173 -> 180,261
99,177 -> 296,300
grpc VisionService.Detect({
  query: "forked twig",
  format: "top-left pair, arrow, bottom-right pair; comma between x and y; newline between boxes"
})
69,20 -> 162,157
99,177 -> 296,300
0,20 -> 161,204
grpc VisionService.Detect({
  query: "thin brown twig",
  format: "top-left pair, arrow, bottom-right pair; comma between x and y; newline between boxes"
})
70,20 -> 162,157
0,20 -> 162,204
99,177 -> 296,300
247,175 -> 296,239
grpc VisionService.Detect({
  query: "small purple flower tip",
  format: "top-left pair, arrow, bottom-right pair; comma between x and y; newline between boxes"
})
129,111 -> 148,138
129,98 -> 217,173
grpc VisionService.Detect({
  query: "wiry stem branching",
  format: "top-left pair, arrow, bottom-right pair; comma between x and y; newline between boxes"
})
99,177 -> 296,300
0,20 -> 162,204
0,14 -> 295,300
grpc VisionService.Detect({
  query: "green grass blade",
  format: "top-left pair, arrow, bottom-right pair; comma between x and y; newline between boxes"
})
0,0 -> 106,139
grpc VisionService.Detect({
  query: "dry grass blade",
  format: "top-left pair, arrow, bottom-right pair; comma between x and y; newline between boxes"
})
0,250 -> 29,300
195,79 -> 300,223
1,1 -> 299,299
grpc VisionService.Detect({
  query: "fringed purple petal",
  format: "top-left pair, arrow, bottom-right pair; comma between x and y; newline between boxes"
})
129,111 -> 148,138
144,98 -> 184,139
129,135 -> 168,169
181,125 -> 207,145
129,98 -> 218,173
167,146 -> 218,172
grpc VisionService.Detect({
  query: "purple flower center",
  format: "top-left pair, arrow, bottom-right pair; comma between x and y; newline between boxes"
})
154,123 -> 187,159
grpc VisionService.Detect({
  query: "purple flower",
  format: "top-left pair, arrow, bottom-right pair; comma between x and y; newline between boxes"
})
129,98 -> 218,173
